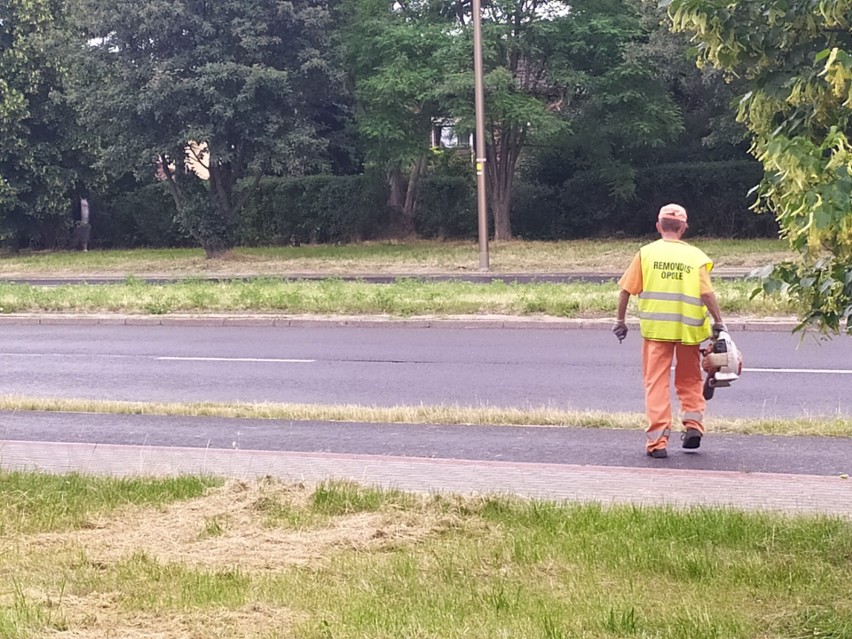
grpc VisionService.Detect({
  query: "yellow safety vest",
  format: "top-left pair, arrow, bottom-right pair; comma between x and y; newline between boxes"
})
638,239 -> 712,344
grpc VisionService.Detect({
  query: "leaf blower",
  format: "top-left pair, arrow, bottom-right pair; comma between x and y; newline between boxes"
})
702,329 -> 742,400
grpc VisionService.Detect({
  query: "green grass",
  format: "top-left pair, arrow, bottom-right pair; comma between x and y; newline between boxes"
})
0,239 -> 799,318
0,277 -> 795,317
0,470 -> 219,534
0,475 -> 850,638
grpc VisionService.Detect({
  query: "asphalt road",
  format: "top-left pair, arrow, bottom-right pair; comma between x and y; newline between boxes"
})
2,411 -> 850,477
0,324 -> 850,418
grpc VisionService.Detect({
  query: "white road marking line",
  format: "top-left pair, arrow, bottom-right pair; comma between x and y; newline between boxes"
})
744,368 -> 852,374
156,357 -> 315,363
1,353 -> 851,373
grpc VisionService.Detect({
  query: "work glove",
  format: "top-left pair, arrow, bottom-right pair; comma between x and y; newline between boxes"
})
612,321 -> 628,343
712,323 -> 727,338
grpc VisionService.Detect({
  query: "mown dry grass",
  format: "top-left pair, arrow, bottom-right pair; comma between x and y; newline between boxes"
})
2,595 -> 300,639
0,478 -> 462,639
1,396 -> 851,437
19,479 -> 435,573
0,239 -> 794,278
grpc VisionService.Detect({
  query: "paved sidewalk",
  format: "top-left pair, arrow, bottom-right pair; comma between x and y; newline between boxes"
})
1,440 -> 849,517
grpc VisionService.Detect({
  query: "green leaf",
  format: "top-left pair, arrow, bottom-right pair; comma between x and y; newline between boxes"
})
672,0 -> 852,335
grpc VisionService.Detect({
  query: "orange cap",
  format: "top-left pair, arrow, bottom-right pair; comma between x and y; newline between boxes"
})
658,204 -> 687,222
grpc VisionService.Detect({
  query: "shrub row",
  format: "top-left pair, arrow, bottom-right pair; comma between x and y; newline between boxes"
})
512,160 -> 777,239
86,174 -> 475,248
81,159 -> 775,248
238,174 -> 388,245
89,183 -> 192,249
240,174 -> 479,244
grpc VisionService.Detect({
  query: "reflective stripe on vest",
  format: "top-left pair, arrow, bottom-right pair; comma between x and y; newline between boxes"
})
638,239 -> 712,344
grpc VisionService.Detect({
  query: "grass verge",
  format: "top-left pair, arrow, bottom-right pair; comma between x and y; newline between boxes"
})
0,277 -> 795,317
2,395 -> 850,437
0,471 -> 219,535
0,474 -> 850,639
0,239 -> 794,276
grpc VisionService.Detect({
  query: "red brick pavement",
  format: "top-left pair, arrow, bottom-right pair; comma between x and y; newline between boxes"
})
1,440 -> 849,516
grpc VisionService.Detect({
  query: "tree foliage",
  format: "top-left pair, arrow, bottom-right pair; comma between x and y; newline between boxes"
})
0,0 -> 82,248
668,0 -> 852,335
74,0 -> 339,257
345,0 -> 679,240
446,0 -> 573,240
522,0 -> 690,202
341,0 -> 460,234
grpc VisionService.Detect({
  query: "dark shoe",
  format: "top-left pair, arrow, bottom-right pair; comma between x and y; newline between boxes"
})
681,428 -> 702,450
646,448 -> 668,459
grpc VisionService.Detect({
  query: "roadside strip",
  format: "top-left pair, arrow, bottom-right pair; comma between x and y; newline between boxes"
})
0,396 -> 850,437
0,313 -> 801,331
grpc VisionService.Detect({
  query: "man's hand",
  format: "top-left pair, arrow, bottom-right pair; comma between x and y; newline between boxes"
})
612,321 -> 628,343
712,323 -> 727,337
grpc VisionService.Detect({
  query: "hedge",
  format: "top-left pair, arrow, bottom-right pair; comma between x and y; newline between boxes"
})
512,160 -> 777,239
89,183 -> 191,249
632,160 -> 776,237
80,159 -> 777,248
238,174 -> 387,245
414,176 -> 477,239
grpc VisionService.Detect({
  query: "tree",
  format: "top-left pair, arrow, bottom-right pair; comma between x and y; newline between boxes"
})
625,2 -> 750,163
342,0 -> 457,235
446,0 -> 573,240
74,0 -> 339,257
667,0 -> 852,335
450,0 -> 692,239
1,0 -> 83,248
521,0 -> 687,202
347,0 -> 586,241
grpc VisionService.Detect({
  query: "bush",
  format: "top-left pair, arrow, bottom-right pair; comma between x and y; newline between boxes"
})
414,176 -> 477,239
513,171 -> 639,240
89,182 -> 191,248
84,160 -> 775,248
633,161 -> 776,237
512,160 -> 777,239
510,182 -> 562,240
238,174 -> 387,245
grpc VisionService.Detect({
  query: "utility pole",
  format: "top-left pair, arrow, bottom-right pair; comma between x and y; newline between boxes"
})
472,0 -> 489,271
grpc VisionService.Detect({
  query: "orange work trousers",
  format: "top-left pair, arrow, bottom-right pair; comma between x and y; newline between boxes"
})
642,339 -> 705,453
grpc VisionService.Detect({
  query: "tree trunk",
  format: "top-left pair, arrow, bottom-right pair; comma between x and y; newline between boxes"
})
388,167 -> 406,219
490,182 -> 514,241
402,154 -> 427,221
386,156 -> 427,237
486,125 -> 525,241
201,239 -> 231,259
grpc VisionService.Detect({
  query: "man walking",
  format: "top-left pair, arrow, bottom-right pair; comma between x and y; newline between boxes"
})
613,203 -> 726,458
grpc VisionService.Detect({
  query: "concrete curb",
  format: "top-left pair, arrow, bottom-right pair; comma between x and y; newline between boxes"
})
0,313 -> 801,331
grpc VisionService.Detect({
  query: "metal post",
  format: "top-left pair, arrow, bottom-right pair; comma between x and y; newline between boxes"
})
472,0 -> 489,271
